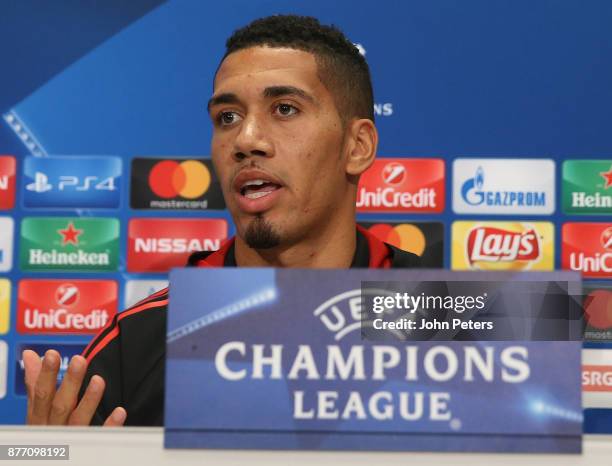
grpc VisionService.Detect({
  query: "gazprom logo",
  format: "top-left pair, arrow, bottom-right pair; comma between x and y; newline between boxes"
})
460,166 -> 486,206
454,162 -> 551,209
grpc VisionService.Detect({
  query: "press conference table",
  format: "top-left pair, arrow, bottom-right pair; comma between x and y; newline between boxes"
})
1,427 -> 612,466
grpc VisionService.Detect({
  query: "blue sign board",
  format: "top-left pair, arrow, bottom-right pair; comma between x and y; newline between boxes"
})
165,269 -> 582,453
23,156 -> 121,209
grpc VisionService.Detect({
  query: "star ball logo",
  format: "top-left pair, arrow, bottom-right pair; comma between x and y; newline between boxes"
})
0,155 -> 16,209
127,218 -> 228,272
130,158 -> 225,210
356,158 -> 445,213
451,221 -> 554,271
360,222 -> 444,267
17,279 -> 117,334
23,156 -> 121,209
20,217 -> 119,271
562,160 -> 612,214
562,223 -> 612,278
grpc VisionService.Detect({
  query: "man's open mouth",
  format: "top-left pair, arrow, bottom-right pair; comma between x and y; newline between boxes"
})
239,179 -> 282,200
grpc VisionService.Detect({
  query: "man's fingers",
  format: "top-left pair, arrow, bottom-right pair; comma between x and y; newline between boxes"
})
29,350 -> 60,425
23,350 -> 42,392
48,356 -> 87,425
68,375 -> 106,426
103,407 -> 127,427
23,350 -> 42,421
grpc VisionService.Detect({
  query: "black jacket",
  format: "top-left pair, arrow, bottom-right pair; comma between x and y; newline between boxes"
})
80,227 -> 421,426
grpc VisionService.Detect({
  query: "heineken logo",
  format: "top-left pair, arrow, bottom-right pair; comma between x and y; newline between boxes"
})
58,222 -> 83,246
20,217 -> 119,271
563,160 -> 612,214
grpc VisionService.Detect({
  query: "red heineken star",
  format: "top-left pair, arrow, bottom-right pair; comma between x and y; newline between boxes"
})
58,222 -> 83,246
600,165 -> 612,189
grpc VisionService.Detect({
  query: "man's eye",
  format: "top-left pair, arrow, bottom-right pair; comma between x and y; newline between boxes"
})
275,104 -> 298,117
218,111 -> 242,126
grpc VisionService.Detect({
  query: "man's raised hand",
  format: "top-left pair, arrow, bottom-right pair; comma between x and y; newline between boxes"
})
23,349 -> 126,426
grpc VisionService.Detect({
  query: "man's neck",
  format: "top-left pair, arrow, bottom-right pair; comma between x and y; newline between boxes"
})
234,219 -> 357,268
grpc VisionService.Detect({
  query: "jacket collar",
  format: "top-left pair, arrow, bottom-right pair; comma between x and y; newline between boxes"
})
192,225 -> 393,269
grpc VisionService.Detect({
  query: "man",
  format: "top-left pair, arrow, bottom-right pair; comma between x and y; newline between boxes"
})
23,14 -> 420,427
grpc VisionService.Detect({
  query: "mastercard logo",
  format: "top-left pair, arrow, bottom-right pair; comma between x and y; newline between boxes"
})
367,223 -> 426,256
584,289 -> 612,330
148,160 -> 211,199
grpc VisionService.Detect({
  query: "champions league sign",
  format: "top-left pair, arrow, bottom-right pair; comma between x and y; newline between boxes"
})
164,269 -> 583,453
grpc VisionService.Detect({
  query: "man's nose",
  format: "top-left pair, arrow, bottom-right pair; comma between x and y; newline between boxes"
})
233,114 -> 273,160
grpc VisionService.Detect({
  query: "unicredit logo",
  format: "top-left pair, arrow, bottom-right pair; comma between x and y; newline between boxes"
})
55,283 -> 79,306
563,223 -> 612,277
467,227 -> 540,265
149,160 -> 211,199
356,158 -> 444,213
382,162 -> 406,185
17,279 -> 117,334
601,227 -> 612,250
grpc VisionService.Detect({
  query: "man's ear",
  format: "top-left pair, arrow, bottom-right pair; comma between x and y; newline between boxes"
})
345,119 -> 378,176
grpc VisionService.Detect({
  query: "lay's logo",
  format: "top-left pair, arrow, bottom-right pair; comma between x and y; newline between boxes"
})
466,226 -> 540,265
452,221 -> 554,271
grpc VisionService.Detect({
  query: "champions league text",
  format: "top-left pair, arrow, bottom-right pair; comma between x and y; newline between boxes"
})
214,342 -> 530,423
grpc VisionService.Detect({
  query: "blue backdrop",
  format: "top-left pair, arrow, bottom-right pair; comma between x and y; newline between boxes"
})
0,0 -> 610,427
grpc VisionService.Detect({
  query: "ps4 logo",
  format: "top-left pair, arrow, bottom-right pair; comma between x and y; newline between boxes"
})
26,172 -> 117,193
23,156 -> 122,209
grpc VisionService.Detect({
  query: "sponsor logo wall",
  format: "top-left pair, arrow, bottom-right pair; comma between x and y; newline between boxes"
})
0,154 -> 610,426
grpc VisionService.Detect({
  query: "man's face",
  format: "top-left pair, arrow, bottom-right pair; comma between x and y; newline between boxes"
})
209,46 -> 350,249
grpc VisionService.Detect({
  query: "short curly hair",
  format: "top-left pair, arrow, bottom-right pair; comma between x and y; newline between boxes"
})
222,14 -> 374,122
